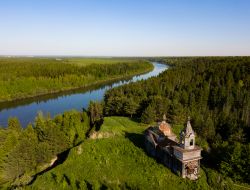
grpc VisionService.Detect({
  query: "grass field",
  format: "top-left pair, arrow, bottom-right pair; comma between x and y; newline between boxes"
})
97,116 -> 148,136
65,58 -> 142,66
26,117 -> 221,190
0,58 -> 152,102
0,57 -> 139,67
0,116 -> 240,189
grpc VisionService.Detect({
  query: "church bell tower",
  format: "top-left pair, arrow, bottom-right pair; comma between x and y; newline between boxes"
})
180,117 -> 195,150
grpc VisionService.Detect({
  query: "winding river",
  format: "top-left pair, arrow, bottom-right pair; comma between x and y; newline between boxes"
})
0,62 -> 168,127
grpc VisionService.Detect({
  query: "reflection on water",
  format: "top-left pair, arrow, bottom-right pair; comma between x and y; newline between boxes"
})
0,62 -> 168,127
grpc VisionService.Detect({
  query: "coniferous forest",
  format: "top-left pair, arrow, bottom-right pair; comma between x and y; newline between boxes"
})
104,57 -> 250,183
0,57 -> 249,189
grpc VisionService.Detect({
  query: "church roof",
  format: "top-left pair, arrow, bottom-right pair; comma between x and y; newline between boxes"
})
157,114 -> 177,137
159,121 -> 175,137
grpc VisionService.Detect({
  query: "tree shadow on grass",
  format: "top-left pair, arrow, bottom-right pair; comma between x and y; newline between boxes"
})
28,149 -> 71,186
124,132 -> 165,165
125,132 -> 145,150
128,117 -> 141,123
125,132 -> 167,165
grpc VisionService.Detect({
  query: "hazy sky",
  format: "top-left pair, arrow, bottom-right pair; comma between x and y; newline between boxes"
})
0,0 -> 250,56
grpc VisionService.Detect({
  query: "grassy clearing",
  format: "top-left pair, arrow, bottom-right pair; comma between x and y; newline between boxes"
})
65,58 -> 141,66
1,116 -> 236,189
27,117 -> 213,190
98,116 -> 148,135
0,57 -> 139,67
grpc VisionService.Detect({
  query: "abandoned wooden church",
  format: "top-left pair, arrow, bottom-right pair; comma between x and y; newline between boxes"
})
144,115 -> 202,180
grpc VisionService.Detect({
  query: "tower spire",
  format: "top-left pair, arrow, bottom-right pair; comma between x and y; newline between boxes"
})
185,116 -> 194,136
180,116 -> 195,149
163,114 -> 167,121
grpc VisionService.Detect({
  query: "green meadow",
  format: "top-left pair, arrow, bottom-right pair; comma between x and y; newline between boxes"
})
27,117 -> 234,190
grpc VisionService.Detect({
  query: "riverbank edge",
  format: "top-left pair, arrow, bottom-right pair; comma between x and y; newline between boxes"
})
0,63 -> 154,104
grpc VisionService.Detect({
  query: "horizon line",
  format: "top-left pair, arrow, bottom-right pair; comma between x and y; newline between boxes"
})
0,55 -> 250,58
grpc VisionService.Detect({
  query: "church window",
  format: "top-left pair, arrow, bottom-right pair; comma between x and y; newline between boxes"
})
190,139 -> 194,146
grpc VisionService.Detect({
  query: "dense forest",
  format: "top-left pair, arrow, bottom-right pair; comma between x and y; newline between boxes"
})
0,58 -> 152,101
104,57 -> 250,183
0,110 -> 90,188
0,57 -> 249,189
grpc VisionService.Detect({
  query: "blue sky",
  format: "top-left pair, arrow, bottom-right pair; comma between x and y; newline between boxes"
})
0,0 -> 249,56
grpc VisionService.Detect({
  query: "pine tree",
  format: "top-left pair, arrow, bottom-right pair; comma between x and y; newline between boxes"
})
141,104 -> 156,124
8,117 -> 22,133
124,98 -> 139,117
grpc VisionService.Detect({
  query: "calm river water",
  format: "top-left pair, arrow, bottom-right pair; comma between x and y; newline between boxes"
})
0,62 -> 168,127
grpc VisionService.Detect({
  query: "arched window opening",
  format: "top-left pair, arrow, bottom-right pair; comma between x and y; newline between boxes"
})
190,139 -> 194,146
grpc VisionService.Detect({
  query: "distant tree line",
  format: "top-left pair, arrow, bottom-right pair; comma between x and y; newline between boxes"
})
0,58 -> 152,101
104,57 -> 250,183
